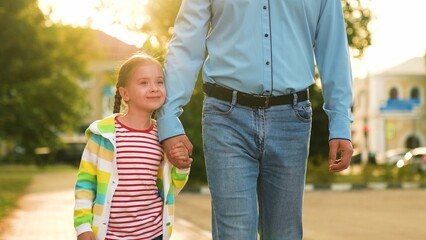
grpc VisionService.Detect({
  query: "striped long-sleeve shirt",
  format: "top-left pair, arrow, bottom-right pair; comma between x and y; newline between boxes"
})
105,119 -> 163,239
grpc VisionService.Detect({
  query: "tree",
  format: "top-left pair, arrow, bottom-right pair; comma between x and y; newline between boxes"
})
141,0 -> 182,47
342,0 -> 372,58
0,0 -> 94,161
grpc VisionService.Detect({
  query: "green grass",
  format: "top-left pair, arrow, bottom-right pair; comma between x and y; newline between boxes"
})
0,164 -> 77,223
0,165 -> 38,220
307,162 -> 426,186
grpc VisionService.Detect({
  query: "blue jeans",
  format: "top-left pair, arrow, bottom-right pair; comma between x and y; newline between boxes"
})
202,94 -> 312,240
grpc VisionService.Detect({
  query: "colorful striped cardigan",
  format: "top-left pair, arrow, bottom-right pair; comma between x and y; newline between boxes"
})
74,114 -> 190,240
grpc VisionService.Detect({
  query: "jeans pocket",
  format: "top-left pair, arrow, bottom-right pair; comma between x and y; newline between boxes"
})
203,96 -> 234,115
293,100 -> 312,122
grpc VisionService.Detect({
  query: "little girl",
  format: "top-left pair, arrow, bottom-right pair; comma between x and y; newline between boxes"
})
74,53 -> 191,240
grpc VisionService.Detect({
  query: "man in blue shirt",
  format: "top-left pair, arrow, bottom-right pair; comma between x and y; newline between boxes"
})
158,0 -> 353,239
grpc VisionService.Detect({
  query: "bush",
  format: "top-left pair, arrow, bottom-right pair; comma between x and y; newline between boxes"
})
306,156 -> 336,185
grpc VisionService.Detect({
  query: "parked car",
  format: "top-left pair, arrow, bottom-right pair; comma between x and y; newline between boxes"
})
55,142 -> 86,166
375,148 -> 409,165
396,147 -> 426,173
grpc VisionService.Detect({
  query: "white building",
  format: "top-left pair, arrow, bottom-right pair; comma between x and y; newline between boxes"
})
352,57 -> 426,163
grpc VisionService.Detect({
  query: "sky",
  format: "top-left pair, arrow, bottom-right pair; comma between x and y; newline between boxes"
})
357,0 -> 426,76
38,0 -> 426,78
38,0 -> 150,47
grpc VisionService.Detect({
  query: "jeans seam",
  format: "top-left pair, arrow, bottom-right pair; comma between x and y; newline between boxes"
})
258,175 -> 264,240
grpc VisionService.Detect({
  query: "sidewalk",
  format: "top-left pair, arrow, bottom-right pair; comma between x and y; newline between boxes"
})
0,172 -> 210,240
0,189 -> 77,240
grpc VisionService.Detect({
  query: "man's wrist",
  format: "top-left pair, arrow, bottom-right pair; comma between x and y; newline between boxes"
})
160,134 -> 185,144
329,138 -> 351,142
157,116 -> 185,141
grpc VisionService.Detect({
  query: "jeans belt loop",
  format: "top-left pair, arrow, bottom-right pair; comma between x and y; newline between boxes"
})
231,90 -> 238,105
263,96 -> 270,108
292,92 -> 298,106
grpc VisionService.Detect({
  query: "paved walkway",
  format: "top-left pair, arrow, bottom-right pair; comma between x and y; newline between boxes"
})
0,172 -> 209,240
0,190 -> 76,240
0,191 -> 210,240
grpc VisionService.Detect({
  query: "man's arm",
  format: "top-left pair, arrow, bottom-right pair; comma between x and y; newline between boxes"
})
314,0 -> 354,171
157,0 -> 211,166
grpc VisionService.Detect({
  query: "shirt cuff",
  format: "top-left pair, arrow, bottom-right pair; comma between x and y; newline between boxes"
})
329,118 -> 352,141
76,224 -> 93,237
157,115 -> 186,142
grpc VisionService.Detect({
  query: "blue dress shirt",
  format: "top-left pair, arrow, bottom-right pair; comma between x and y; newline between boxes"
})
157,0 -> 353,141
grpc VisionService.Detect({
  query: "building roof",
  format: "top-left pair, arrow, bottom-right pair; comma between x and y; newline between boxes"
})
94,30 -> 139,60
378,57 -> 426,77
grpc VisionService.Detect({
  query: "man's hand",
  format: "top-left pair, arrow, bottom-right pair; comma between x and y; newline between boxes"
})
328,139 -> 353,172
169,141 -> 191,162
162,135 -> 193,169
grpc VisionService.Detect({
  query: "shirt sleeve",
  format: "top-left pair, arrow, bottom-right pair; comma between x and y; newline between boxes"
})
157,0 -> 212,142
74,135 -> 99,235
314,0 -> 354,140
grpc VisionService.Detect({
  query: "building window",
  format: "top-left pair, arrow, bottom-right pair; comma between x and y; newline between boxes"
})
410,87 -> 419,99
405,135 -> 420,149
389,88 -> 398,99
102,85 -> 115,118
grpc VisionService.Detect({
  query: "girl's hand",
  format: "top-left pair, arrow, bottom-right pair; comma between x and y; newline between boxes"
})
77,231 -> 95,240
169,141 -> 193,167
162,135 -> 193,168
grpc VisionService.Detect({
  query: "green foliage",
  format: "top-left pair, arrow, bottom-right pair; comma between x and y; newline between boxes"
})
342,0 -> 372,58
0,0 -> 94,158
306,156 -> 336,185
396,165 -> 418,182
0,165 -> 76,222
306,162 -> 426,187
0,165 -> 37,220
142,0 -> 182,46
179,76 -> 206,186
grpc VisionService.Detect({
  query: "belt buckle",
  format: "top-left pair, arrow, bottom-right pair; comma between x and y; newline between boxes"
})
260,96 -> 270,108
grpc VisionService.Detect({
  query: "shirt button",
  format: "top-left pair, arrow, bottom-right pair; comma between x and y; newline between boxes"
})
263,6 -> 267,10
264,33 -> 269,37
266,61 -> 270,65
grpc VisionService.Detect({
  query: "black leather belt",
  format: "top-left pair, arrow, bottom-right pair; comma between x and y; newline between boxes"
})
202,83 -> 309,108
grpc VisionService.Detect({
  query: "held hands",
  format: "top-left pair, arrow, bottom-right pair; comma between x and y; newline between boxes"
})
169,141 -> 192,166
77,231 -> 95,240
328,139 -> 353,172
162,135 -> 193,169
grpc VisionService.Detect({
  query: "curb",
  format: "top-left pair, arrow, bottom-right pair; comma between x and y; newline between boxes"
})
304,182 -> 426,192
183,182 -> 426,194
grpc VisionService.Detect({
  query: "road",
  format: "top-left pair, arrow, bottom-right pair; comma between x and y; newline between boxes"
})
175,189 -> 426,240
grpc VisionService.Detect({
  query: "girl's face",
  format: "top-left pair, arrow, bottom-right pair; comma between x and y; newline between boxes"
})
120,63 -> 166,113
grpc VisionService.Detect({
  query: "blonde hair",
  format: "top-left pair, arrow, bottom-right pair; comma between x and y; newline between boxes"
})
113,53 -> 163,113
